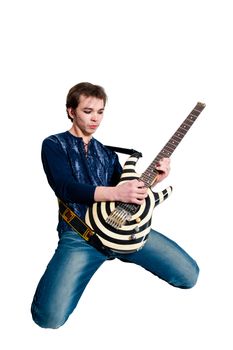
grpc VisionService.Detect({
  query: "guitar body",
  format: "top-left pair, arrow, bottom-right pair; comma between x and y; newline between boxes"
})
85,154 -> 172,253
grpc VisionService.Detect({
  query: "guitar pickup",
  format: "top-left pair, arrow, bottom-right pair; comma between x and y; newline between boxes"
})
106,207 -> 132,229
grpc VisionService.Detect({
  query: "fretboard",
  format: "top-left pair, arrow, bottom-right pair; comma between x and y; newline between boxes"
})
140,102 -> 206,187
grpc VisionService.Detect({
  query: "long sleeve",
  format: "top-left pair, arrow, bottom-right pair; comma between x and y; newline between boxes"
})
41,137 -> 96,205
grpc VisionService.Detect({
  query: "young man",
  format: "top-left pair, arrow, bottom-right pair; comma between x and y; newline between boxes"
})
31,82 -> 199,329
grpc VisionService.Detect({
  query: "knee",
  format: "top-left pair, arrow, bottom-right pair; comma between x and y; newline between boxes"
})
31,303 -> 67,329
173,261 -> 200,289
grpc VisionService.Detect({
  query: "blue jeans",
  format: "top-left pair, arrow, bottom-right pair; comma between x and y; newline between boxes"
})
31,229 -> 199,328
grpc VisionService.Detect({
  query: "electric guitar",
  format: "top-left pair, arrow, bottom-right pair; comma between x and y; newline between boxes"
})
85,102 -> 206,253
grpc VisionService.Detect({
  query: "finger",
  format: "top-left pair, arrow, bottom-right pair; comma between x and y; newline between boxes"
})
136,186 -> 148,192
135,191 -> 148,199
156,162 -> 170,172
136,180 -> 146,187
156,167 -> 165,174
136,194 -> 148,200
134,198 -> 146,205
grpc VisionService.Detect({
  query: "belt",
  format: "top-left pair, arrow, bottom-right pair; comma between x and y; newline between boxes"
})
58,199 -> 111,256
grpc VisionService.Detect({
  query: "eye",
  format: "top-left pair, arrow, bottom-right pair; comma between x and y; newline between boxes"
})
83,109 -> 92,114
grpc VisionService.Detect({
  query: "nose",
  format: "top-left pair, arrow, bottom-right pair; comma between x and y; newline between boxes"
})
91,112 -> 98,121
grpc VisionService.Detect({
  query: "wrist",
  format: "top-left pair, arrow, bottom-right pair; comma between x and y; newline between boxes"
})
94,186 -> 117,202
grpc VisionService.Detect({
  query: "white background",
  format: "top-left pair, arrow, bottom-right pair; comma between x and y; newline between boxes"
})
1,0 -> 232,349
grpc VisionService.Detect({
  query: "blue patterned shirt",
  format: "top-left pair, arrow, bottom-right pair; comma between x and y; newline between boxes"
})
41,131 -> 122,232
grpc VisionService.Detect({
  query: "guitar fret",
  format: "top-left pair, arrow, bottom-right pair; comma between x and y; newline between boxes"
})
172,135 -> 182,143
174,132 -> 183,140
161,149 -> 172,156
190,111 -> 198,116
184,119 -> 194,126
164,144 -> 176,153
147,168 -> 156,176
167,141 -> 178,150
181,122 -> 191,129
179,124 -> 190,131
141,176 -> 155,187
141,162 -> 159,186
185,119 -> 196,126
168,139 -> 179,147
192,109 -> 201,116
177,127 -> 187,135
142,173 -> 153,181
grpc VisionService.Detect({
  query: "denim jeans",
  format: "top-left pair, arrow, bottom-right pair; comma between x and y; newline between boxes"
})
31,229 -> 199,328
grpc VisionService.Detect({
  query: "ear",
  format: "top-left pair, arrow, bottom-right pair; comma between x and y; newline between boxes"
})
67,107 -> 75,120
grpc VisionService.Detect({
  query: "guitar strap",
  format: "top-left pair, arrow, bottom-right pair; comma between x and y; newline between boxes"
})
104,145 -> 142,157
58,199 -> 112,256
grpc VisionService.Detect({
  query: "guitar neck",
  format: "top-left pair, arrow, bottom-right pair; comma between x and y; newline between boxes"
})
140,102 -> 206,187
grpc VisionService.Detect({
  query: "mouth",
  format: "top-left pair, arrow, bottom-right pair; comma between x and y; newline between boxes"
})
89,125 -> 98,130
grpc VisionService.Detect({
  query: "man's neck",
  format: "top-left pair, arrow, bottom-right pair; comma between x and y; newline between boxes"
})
69,126 -> 92,144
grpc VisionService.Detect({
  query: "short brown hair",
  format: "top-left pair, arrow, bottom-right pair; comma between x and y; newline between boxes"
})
66,82 -> 107,121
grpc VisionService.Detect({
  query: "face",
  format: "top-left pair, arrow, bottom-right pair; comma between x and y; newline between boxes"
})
68,95 -> 105,138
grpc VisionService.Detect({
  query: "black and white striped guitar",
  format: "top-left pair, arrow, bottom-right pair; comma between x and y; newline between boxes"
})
86,102 -> 206,253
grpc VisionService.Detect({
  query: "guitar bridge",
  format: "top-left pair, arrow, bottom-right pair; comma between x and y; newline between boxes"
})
106,207 -> 132,229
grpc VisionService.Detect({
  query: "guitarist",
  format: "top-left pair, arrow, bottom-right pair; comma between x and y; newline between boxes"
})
31,82 -> 199,329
